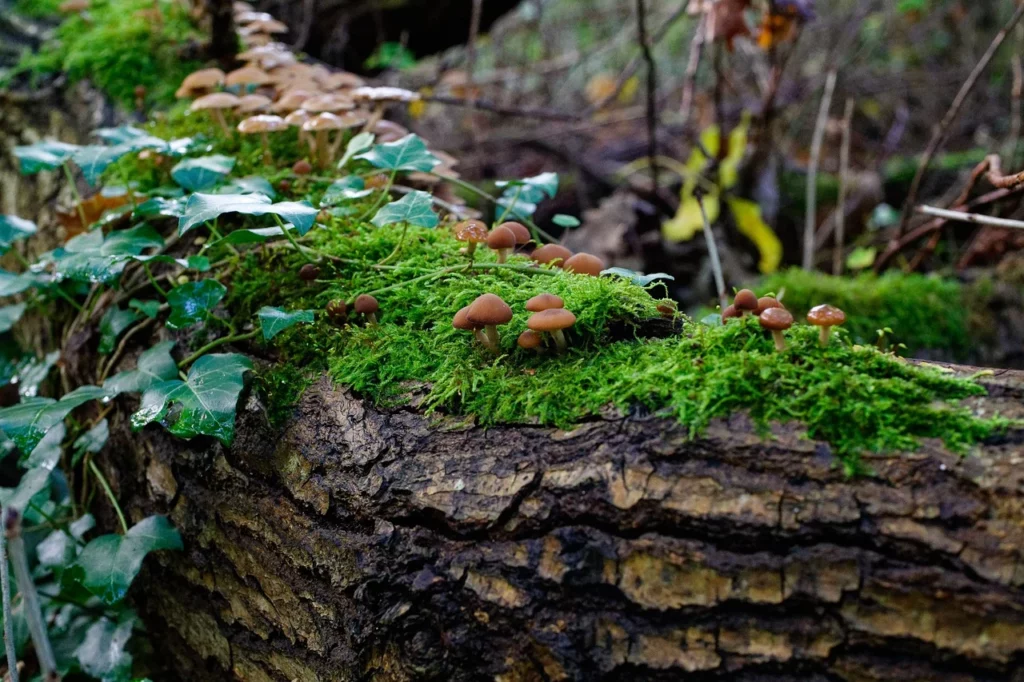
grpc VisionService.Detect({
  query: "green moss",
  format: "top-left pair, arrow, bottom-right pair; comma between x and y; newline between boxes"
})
3,0 -> 204,108
759,268 -> 972,357
13,0 -> 65,17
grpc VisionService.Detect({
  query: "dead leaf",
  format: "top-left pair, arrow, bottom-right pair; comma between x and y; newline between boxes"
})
56,192 -> 131,239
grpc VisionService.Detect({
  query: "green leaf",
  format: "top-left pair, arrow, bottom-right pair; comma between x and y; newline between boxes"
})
13,140 -> 79,174
0,304 -> 27,334
128,299 -> 161,319
133,196 -> 186,219
38,513 -> 94,572
98,307 -> 141,355
165,280 -> 226,330
14,350 -> 60,398
0,215 -> 37,253
70,515 -> 183,605
847,246 -> 877,271
0,270 -> 43,297
132,254 -> 211,272
552,214 -> 581,228
23,421 -> 64,470
0,468 -> 50,515
72,418 -> 109,467
210,225 -> 294,247
371,191 -> 438,229
216,176 -> 276,198
170,155 -> 236,192
257,307 -> 315,341
75,616 -> 135,680
496,172 -> 559,200
178,193 -> 319,236
601,267 -> 674,287
321,177 -> 372,207
53,225 -> 164,284
356,134 -> 439,172
102,341 -> 178,396
131,354 -> 252,445
338,132 -> 375,169
71,145 -> 132,186
0,394 -> 93,454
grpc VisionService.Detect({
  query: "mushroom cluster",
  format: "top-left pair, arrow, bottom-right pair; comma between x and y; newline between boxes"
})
722,289 -> 847,352
453,292 -> 577,355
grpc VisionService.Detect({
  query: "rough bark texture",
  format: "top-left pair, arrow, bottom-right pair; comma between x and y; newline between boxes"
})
97,363 -> 1024,681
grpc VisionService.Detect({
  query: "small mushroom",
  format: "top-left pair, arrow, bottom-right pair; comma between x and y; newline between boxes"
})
734,289 -> 758,317
326,299 -> 347,322
454,220 -> 489,257
298,263 -> 320,284
486,226 -> 516,263
466,293 -> 513,353
303,113 -> 346,168
759,307 -> 794,352
237,114 -> 288,165
236,93 -> 272,114
531,244 -> 573,267
517,330 -> 545,353
721,304 -> 740,322
372,119 -> 410,143
657,301 -> 678,319
453,305 -> 488,347
175,68 -> 225,99
189,92 -> 239,137
525,293 -> 564,312
293,159 -> 312,175
351,86 -> 421,131
498,221 -> 532,248
225,65 -> 272,90
354,294 -> 379,327
328,112 -> 369,161
754,296 -> 784,315
563,252 -> 606,276
302,93 -> 356,114
284,109 -> 312,148
807,304 -> 846,347
527,308 -> 576,352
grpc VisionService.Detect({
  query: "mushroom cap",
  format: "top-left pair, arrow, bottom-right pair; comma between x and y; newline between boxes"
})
234,10 -> 274,23
239,18 -> 289,34
326,299 -> 347,318
292,159 -> 312,174
302,93 -> 355,113
721,304 -> 740,320
527,308 -> 576,332
759,307 -> 794,331
755,296 -> 784,315
498,221 -> 531,245
352,86 -> 421,103
734,289 -> 759,311
452,306 -> 482,331
454,220 -> 489,243
563,252 -> 606,276
225,66 -> 272,87
318,71 -> 365,90
298,263 -> 320,281
531,244 -> 573,266
236,94 -> 272,113
334,112 -> 368,128
354,294 -> 379,315
517,330 -> 544,350
303,112 -> 346,131
807,304 -> 846,327
486,226 -> 516,251
284,109 -> 311,127
190,92 -> 240,111
372,120 -> 410,142
177,68 -> 226,98
237,114 -> 288,134
525,293 -> 564,312
466,294 -> 513,326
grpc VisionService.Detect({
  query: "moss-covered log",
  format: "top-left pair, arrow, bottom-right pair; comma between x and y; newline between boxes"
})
97,363 -> 1024,681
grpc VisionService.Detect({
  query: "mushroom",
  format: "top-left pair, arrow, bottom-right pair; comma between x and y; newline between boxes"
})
527,308 -> 576,352
657,301 -> 678,319
328,112 -> 369,160
351,86 -> 421,131
176,68 -> 225,99
525,293 -> 564,312
466,293 -> 513,354
563,252 -> 606,276
755,296 -> 784,315
237,114 -> 288,165
517,330 -> 545,353
759,307 -> 794,352
497,221 -> 531,248
453,305 -> 488,347
189,92 -> 239,137
326,299 -> 347,322
303,113 -> 346,168
298,263 -> 320,284
236,93 -> 272,114
371,119 -> 410,143
721,304 -> 740,322
284,109 -> 312,148
318,71 -> 365,91
486,226 -> 516,264
453,220 -> 489,257
293,159 -> 312,175
354,294 -> 379,327
225,65 -> 272,91
531,244 -> 573,267
807,304 -> 846,347
239,18 -> 289,35
734,289 -> 758,317
271,90 -> 315,114
302,93 -> 356,114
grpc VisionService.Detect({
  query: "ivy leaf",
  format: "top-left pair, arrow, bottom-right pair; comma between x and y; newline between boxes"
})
134,196 -> 187,219
552,214 -> 581,228
371,191 -> 438,229
72,418 -> 109,467
38,513 -> 94,573
165,280 -> 226,330
75,616 -> 135,680
170,155 -> 236,191
0,388 -> 102,456
601,267 -> 675,287
210,225 -> 294,247
98,306 -> 141,355
102,341 -> 177,396
257,307 -> 315,341
216,176 -> 276,198
13,140 -> 79,174
338,131 -> 375,169
70,515 -> 183,605
356,134 -> 439,172
178,193 -> 318,236
53,225 -> 164,284
131,354 -> 252,445
0,468 -> 50,515
0,303 -> 27,334
0,215 -> 37,253
0,270 -> 44,297
321,177 -> 372,207
71,145 -> 132,186
92,125 -> 163,148
129,299 -> 161,319
132,254 -> 211,272
14,350 -> 60,398
496,172 -> 559,201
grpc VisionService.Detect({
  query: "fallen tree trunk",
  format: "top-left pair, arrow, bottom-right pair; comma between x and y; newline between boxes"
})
100,363 -> 1024,681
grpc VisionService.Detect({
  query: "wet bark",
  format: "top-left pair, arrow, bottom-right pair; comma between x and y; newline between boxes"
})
98,363 -> 1024,681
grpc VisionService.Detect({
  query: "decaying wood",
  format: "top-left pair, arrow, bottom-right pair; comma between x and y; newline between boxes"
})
97,363 -> 1024,681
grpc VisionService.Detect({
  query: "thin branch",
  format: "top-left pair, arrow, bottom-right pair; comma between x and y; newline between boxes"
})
421,95 -> 581,122
896,1 -> 1024,237
679,13 -> 707,125
636,0 -> 659,190
695,191 -> 728,312
0,507 -> 17,682
5,511 -> 56,680
803,70 -> 837,270
834,98 -> 855,276
465,0 -> 484,143
915,205 -> 1024,230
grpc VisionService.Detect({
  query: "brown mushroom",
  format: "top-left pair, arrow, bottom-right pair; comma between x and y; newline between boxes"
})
759,307 -> 794,352
527,308 -> 576,352
326,299 -> 347,322
721,304 -> 740,322
563,252 -> 606,277
498,221 -> 531,247
466,294 -> 513,353
176,68 -> 226,99
225,66 -> 272,90
531,244 -> 573,267
292,159 -> 312,175
734,289 -> 758,317
236,93 -> 272,114
525,293 -> 564,312
303,113 -> 346,168
237,114 -> 288,165
189,92 -> 239,137
354,294 -> 379,327
302,93 -> 356,114
284,109 -> 312,148
371,119 -> 410,143
807,304 -> 846,347
298,263 -> 320,284
453,305 -> 488,347
754,296 -> 784,316
328,112 -> 369,161
517,329 -> 545,353
351,86 -> 421,131
453,220 -> 489,257
486,226 -> 516,264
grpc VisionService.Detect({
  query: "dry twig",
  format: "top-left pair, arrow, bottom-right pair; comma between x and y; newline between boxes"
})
803,70 -> 837,270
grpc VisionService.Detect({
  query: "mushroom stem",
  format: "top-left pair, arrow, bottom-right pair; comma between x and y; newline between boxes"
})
212,109 -> 232,137
496,248 -> 509,264
819,325 -> 832,347
466,242 -> 478,258
260,131 -> 272,165
473,330 -> 489,347
330,130 -> 346,162
771,330 -> 787,352
483,325 -> 500,353
316,130 -> 329,168
551,329 -> 567,351
363,102 -> 386,134
366,312 -> 378,327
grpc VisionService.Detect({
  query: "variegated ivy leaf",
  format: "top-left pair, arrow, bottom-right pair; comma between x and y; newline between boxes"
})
601,267 -> 675,287
171,154 -> 236,192
552,214 -> 581,228
496,172 -> 559,201
0,386 -> 106,455
103,341 -> 178,396
321,177 -> 373,207
165,279 -> 227,329
371,191 -> 438,229
216,175 -> 276,198
52,225 -> 164,284
0,270 -> 44,297
338,131 -> 375,169
13,140 -> 80,174
0,215 -> 37,253
0,304 -> 26,334
356,134 -> 439,173
258,307 -> 315,341
178,193 -> 319,236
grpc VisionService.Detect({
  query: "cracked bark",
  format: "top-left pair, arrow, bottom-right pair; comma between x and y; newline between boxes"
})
95,363 -> 1024,681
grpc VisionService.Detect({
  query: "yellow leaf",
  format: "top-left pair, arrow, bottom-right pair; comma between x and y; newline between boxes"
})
726,197 -> 781,274
618,75 -> 640,105
407,99 -> 426,119
663,193 -> 720,242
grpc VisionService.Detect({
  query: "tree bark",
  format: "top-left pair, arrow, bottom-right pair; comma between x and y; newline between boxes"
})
99,363 -> 1024,681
